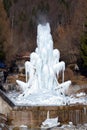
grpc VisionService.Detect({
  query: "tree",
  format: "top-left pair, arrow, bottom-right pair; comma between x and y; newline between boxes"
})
0,1 -> 11,64
80,22 -> 87,75
3,0 -> 12,16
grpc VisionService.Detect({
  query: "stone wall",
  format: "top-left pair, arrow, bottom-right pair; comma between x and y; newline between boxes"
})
0,90 -> 12,115
0,96 -> 12,115
9,105 -> 87,128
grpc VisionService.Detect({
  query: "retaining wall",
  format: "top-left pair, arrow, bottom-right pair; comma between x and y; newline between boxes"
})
9,105 -> 87,128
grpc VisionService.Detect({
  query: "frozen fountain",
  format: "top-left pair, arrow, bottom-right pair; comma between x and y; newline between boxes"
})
16,22 -> 71,106
0,22 -> 87,129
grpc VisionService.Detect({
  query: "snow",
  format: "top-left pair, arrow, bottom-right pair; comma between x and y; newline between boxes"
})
76,92 -> 86,97
20,125 -> 27,128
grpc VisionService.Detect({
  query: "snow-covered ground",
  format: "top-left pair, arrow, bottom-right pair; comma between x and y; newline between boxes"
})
51,123 -> 87,130
8,122 -> 87,130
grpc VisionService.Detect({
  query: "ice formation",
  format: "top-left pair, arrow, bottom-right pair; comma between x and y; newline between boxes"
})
41,111 -> 60,129
16,22 -> 71,104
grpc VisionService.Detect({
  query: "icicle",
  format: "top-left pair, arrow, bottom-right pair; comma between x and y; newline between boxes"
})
84,107 -> 86,115
62,70 -> 64,83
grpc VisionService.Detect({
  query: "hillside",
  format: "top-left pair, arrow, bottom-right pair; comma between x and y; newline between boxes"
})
1,0 -> 87,71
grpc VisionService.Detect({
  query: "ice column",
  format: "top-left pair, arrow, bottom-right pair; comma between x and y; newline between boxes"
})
16,22 -> 71,96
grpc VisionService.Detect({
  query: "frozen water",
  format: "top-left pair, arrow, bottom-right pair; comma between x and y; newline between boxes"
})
7,22 -> 87,106
13,22 -> 72,105
7,90 -> 87,106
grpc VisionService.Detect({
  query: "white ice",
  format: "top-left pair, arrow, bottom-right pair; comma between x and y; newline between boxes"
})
7,90 -> 87,106
41,111 -> 60,129
11,22 -> 73,106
